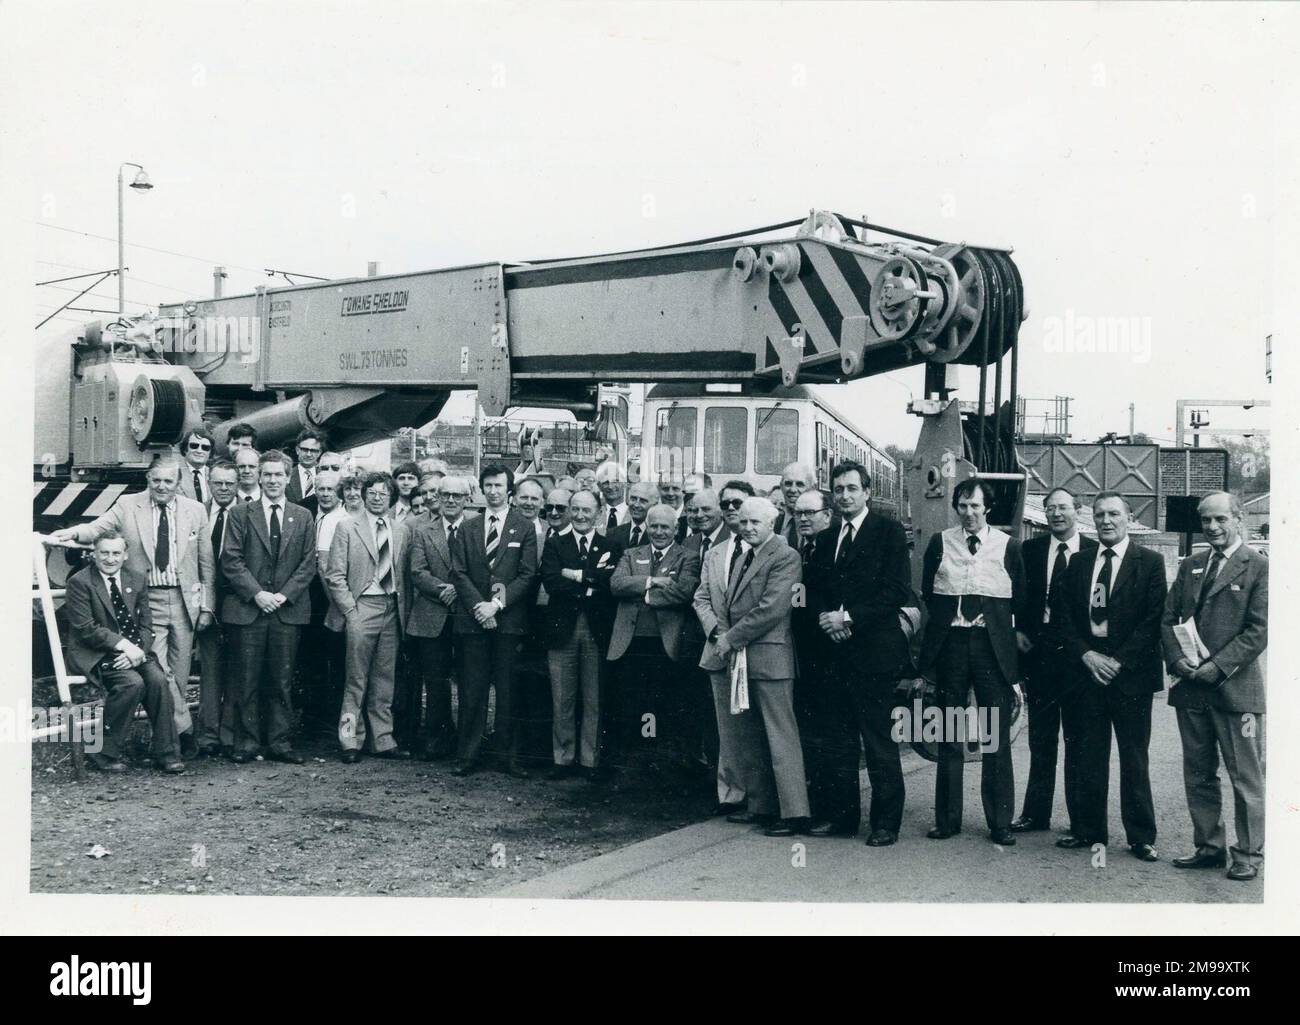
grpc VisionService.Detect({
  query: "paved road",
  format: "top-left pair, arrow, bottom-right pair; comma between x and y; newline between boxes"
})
503,697 -> 1262,902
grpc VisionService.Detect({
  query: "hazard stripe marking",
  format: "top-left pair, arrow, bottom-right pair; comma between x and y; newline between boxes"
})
43,483 -> 87,517
768,276 -> 821,354
83,484 -> 128,518
795,245 -> 846,346
33,482 -> 48,500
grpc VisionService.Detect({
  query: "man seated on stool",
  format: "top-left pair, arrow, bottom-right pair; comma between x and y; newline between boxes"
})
63,531 -> 184,773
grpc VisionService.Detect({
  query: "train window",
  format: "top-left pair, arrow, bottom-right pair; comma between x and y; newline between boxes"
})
654,405 -> 697,477
703,406 -> 747,474
754,406 -> 799,475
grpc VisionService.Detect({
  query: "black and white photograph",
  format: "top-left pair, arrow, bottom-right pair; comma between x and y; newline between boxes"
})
2,0 -> 1297,947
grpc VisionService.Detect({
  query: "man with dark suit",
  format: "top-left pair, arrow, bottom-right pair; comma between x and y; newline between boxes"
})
605,481 -> 657,551
919,478 -> 1028,845
538,489 -> 618,777
694,496 -> 809,836
324,470 -> 412,763
1163,492 -> 1268,881
1011,488 -> 1097,833
195,459 -> 239,756
219,449 -> 317,764
449,463 -> 538,776
607,504 -> 700,773
1050,490 -> 1167,861
772,462 -> 816,547
285,428 -> 328,515
406,475 -> 471,760
801,463 -> 914,845
63,532 -> 184,773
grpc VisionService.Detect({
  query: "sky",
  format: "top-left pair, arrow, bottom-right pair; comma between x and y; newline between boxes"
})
10,0 -> 1286,450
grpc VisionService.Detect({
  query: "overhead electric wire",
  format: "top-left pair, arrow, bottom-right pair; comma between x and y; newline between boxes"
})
34,220 -> 265,274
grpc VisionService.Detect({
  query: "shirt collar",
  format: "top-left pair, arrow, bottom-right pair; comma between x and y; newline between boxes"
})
100,571 -> 121,590
1051,530 -> 1081,553
442,514 -> 464,530
964,524 -> 990,543
1100,535 -> 1130,561
368,510 -> 389,531
261,494 -> 283,513
843,507 -> 869,534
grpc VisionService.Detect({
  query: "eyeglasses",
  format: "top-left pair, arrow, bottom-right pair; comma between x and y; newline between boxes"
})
720,498 -> 744,510
543,504 -> 567,514
297,445 -> 321,454
794,509 -> 826,518
319,462 -> 344,471
440,492 -> 468,500
187,441 -> 211,451
364,489 -> 391,499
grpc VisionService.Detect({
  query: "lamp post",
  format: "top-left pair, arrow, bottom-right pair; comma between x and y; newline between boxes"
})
117,162 -> 153,318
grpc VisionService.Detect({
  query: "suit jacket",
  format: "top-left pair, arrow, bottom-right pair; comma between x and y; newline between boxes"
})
64,565 -> 156,684
407,515 -> 458,638
537,528 -> 618,649
220,499 -> 318,626
177,463 -> 209,508
607,541 -> 701,661
206,500 -> 237,617
693,533 -> 801,680
449,506 -> 537,636
1020,533 -> 1098,686
323,512 -> 411,633
605,518 -> 647,553
806,511 -> 914,678
919,529 -> 1027,685
80,490 -> 214,623
678,526 -> 730,646
1050,539 -> 1167,696
1161,543 -> 1267,713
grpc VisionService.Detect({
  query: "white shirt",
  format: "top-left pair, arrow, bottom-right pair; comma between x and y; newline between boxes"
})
316,506 -> 349,555
644,541 -> 674,598
1042,530 -> 1082,623
833,506 -> 870,563
236,487 -> 261,504
482,507 -> 507,545
261,494 -> 286,535
361,512 -> 394,596
186,462 -> 209,503
602,502 -> 628,531
1088,535 -> 1131,638
723,535 -> 748,589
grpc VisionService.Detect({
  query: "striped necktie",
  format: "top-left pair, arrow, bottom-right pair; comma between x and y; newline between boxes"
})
485,514 -> 500,564
376,518 -> 394,593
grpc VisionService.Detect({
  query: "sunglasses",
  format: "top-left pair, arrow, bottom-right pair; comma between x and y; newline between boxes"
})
720,499 -> 744,510
543,504 -> 567,514
187,441 -> 211,451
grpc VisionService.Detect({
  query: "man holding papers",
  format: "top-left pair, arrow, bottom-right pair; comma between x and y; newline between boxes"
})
1162,491 -> 1268,881
693,496 -> 808,836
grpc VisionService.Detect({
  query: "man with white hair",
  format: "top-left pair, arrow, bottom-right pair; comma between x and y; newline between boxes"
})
606,481 -> 657,551
773,462 -> 818,546
595,460 -> 629,535
694,496 -> 809,835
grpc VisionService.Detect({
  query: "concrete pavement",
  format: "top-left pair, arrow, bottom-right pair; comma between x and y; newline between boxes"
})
502,697 -> 1262,902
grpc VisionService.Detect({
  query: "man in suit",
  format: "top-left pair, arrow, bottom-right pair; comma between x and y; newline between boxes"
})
177,426 -> 215,508
1050,491 -> 1167,861
195,459 -> 239,756
694,496 -> 809,835
233,447 -> 262,504
63,531 -> 184,773
450,463 -> 537,776
54,453 -> 214,758
405,475 -> 470,760
220,449 -> 317,764
919,478 -> 1028,845
1011,487 -> 1098,833
539,489 -> 618,778
605,481 -> 656,551
773,462 -> 816,547
595,460 -> 629,535
285,428 -> 328,514
1163,492 -> 1268,881
325,470 -> 412,763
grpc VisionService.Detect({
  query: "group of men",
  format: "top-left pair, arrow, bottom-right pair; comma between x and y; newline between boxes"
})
53,427 -> 1266,882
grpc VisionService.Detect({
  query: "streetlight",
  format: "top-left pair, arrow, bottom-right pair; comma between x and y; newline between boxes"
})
117,162 -> 153,318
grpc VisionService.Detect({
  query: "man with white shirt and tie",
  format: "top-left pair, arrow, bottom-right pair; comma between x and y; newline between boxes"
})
220,450 -> 318,764
285,429 -> 328,513
604,481 -> 655,551
325,470 -> 412,763
178,427 -> 215,508
681,487 -> 729,795
595,460 -> 629,536
1010,488 -> 1098,833
195,460 -> 239,756
233,447 -> 262,504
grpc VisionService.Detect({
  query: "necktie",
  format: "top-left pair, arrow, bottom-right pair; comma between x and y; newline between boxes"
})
1195,551 -> 1224,618
213,505 -> 228,564
729,547 -> 755,601
243,494 -> 254,503
1090,548 -> 1115,626
835,522 -> 854,566
607,508 -> 619,531
192,468 -> 204,503
304,467 -> 315,498
727,540 -> 745,588
629,525 -> 643,548
154,505 -> 170,573
108,577 -> 142,648
802,539 -> 814,566
700,532 -> 712,559
1044,541 -> 1068,622
376,518 -> 394,593
578,534 -> 589,561
651,547 -> 662,573
959,532 -> 984,621
967,533 -> 980,556
485,515 -> 500,564
269,504 -> 282,559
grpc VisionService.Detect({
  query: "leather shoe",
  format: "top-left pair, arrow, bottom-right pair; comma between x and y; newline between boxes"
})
340,750 -> 360,764
808,820 -> 857,838
1172,850 -> 1228,870
1055,835 -> 1093,849
1130,843 -> 1159,862
268,749 -> 304,765
990,829 -> 1017,845
374,748 -> 412,761
926,826 -> 959,840
713,801 -> 746,817
866,829 -> 898,847
87,753 -> 127,773
179,731 -> 199,759
1226,863 -> 1258,882
504,763 -> 531,779
1010,816 -> 1046,833
155,760 -> 186,774
763,818 -> 808,837
451,761 -> 478,777
229,750 -> 252,764
726,811 -> 775,826
195,746 -> 220,759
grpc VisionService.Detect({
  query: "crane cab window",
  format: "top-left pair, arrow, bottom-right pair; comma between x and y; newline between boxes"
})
703,406 -> 747,475
655,405 -> 698,477
755,406 -> 799,475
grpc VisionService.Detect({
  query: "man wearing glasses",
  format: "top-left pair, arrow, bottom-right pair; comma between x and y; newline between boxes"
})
286,429 -> 328,514
718,480 -> 755,537
178,427 -> 215,508
773,462 -> 818,547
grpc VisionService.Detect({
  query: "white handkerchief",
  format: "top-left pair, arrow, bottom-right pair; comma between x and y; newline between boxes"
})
729,648 -> 749,714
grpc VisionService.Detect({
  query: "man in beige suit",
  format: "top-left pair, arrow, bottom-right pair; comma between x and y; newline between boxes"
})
1162,492 -> 1268,881
693,496 -> 809,835
324,470 -> 411,763
55,453 -> 214,753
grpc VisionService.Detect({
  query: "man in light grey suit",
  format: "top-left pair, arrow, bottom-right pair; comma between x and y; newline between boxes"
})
1162,491 -> 1269,881
693,496 -> 809,836
55,453 -> 215,753
324,470 -> 411,763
